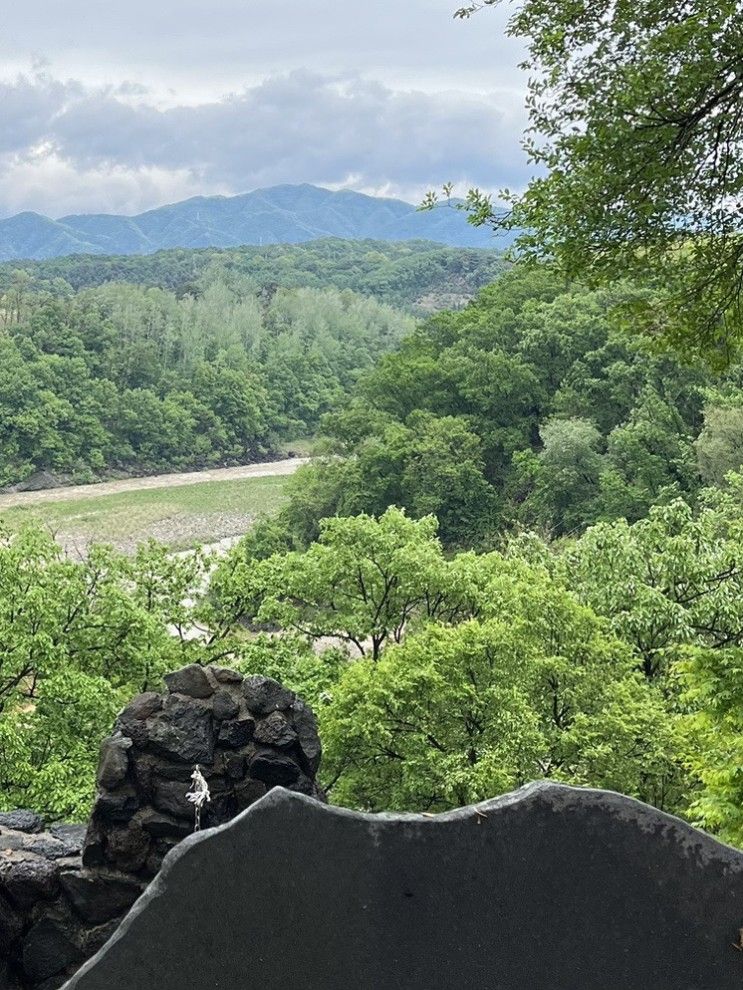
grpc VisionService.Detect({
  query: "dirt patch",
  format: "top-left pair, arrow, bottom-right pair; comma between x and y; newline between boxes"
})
0,458 -> 309,510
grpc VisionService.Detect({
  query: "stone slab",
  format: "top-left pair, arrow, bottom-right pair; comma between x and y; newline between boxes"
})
62,782 -> 743,989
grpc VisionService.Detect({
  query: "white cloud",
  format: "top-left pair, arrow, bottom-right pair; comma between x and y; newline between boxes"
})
0,154 -> 216,217
0,67 -> 531,217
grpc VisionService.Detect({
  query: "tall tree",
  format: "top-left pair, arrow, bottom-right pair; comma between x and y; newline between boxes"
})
449,1 -> 743,354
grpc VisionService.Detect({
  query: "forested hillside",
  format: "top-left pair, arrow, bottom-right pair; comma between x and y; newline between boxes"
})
0,239 -> 507,314
255,266 -> 741,548
0,277 -> 413,487
4,0 -> 743,872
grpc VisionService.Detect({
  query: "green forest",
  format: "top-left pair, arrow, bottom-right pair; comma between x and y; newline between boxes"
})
0,239 -> 507,313
3,0 -> 743,861
0,275 -> 414,486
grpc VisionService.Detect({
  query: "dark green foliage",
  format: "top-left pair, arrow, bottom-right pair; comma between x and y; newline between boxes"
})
454,1 -> 743,354
0,239 -> 508,314
0,279 -> 413,486
265,265 -> 740,545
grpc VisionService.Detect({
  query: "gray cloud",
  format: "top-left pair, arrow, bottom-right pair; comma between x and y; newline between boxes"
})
0,0 -> 531,216
3,0 -> 523,92
0,69 -> 531,217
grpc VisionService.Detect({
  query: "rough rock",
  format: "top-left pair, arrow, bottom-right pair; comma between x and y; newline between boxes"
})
119,693 -> 161,722
163,665 -> 215,700
22,918 -> 81,983
138,811 -> 191,840
64,784 -> 743,990
59,872 -> 143,925
0,665 -> 323,989
217,717 -> 254,748
210,666 -> 242,685
146,699 -> 214,764
96,735 -> 132,791
253,711 -> 297,749
0,812 -> 43,835
0,890 -> 22,953
48,828 -> 86,857
150,779 -> 193,821
292,701 -> 322,773
212,690 -> 240,722
0,857 -> 59,910
242,675 -> 295,716
249,751 -> 300,788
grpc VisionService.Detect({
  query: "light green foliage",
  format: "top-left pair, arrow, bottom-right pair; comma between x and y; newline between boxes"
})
695,396 -> 743,485
682,645 -> 743,846
212,507 -> 684,815
558,476 -> 743,841
320,564 -> 679,812
0,526 -> 203,819
564,486 -> 743,680
208,508 -> 491,658
454,1 -> 743,354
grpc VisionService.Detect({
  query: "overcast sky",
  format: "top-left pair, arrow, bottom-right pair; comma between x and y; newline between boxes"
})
0,1 -> 531,218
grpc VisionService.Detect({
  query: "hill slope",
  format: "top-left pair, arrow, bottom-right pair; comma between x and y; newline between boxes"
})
0,239 -> 509,314
0,185 -> 514,261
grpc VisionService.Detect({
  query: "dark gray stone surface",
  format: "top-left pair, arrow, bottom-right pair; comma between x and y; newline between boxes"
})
0,666 -> 323,989
0,812 -> 43,835
83,664 -> 323,880
62,782 -> 743,990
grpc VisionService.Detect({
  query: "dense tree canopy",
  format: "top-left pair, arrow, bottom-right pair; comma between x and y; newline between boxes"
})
0,279 -> 413,485
0,239 -> 507,315
258,266 -> 742,547
0,529 -> 203,818
450,1 -> 743,354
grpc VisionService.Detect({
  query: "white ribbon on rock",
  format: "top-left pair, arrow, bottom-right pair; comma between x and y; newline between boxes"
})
185,764 -> 211,832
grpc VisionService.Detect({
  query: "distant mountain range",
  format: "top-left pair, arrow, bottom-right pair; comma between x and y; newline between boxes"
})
0,184 -> 514,262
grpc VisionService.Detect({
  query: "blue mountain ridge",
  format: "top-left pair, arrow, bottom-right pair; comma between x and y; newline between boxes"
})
0,184 -> 515,261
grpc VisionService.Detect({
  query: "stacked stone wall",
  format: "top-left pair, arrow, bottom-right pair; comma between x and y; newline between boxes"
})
0,666 -> 323,989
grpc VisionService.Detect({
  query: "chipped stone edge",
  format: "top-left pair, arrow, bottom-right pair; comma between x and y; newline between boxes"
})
61,780 -> 743,987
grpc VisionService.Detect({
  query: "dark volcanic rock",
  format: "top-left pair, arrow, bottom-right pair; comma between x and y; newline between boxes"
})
150,779 -> 193,821
20,836 -> 75,861
163,664 -> 215,699
103,827 -> 150,875
1,665 -> 323,989
97,735 -> 132,790
0,890 -> 22,954
249,751 -> 300,788
0,812 -> 42,835
22,918 -> 82,983
94,788 -> 140,826
0,857 -> 59,910
210,666 -> 242,685
242,675 -> 295,716
48,827 -> 86,857
63,784 -> 743,990
59,871 -> 143,925
147,698 -> 214,764
292,700 -> 322,773
119,693 -> 162,722
254,711 -> 297,749
139,811 -> 191,840
217,717 -> 254,748
212,689 -> 240,722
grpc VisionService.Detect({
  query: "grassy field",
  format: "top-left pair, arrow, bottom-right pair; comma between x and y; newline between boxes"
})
0,474 -> 290,554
